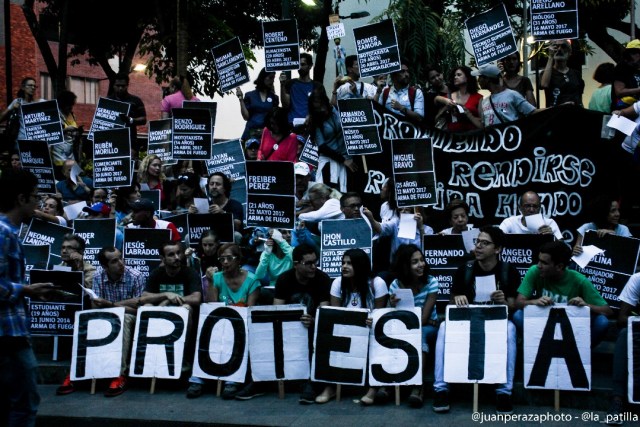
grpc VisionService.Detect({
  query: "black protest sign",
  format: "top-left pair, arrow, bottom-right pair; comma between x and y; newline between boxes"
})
530,0 -> 579,41
21,100 -> 64,144
73,218 -> 116,268
212,37 -> 250,92
423,234 -> 474,301
192,304 -> 249,382
246,161 -> 295,229
139,189 -> 161,213
501,234 -> 553,281
577,232 -> 640,309
206,139 -> 246,181
187,213 -> 235,247
391,138 -> 436,208
29,269 -> 84,336
444,305 -> 508,384
338,98 -> 382,155
465,4 -> 518,66
231,177 -> 248,224
248,304 -> 309,381
130,306 -> 189,379
93,127 -> 132,188
172,107 -> 214,160
523,305 -> 591,390
183,100 -> 218,132
630,318 -> 640,404
23,244 -> 50,283
262,19 -> 300,71
88,97 -> 130,141
320,218 -> 372,278
353,19 -> 401,78
18,140 -> 56,194
23,217 -> 73,267
369,308 -> 422,386
148,119 -> 177,165
298,136 -> 319,169
123,228 -> 170,281
164,213 -> 188,244
71,308 -> 124,380
312,307 -> 369,385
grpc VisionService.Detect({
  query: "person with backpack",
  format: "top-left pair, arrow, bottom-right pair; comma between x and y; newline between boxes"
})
432,226 -> 520,415
0,77 -> 45,150
379,61 -> 425,124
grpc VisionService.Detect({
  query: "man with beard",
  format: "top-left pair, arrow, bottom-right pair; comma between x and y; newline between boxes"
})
379,61 -> 425,123
206,172 -> 243,233
273,244 -> 331,404
59,234 -> 97,289
432,226 -> 520,415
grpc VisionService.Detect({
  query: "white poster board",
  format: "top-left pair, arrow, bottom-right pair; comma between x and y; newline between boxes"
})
248,304 -> 310,381
523,305 -> 591,390
192,303 -> 249,383
368,308 -> 422,386
443,305 -> 508,384
70,308 -> 125,381
129,306 -> 189,379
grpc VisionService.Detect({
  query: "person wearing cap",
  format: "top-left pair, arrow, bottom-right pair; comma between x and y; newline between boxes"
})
244,138 -> 260,161
125,198 -> 181,242
82,202 -> 124,251
612,39 -> 640,111
474,64 -> 538,127
294,162 -> 313,215
541,39 -> 584,107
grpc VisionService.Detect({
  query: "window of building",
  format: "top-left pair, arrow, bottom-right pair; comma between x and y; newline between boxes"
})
40,74 -> 99,104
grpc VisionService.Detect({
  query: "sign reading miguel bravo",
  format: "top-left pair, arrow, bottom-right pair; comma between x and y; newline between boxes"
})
172,107 -> 213,160
465,4 -> 518,66
262,19 -> 300,72
211,37 -> 250,92
338,98 -> 382,155
530,0 -> 579,41
246,161 -> 295,229
391,138 -> 436,208
21,100 -> 64,144
93,127 -> 132,188
353,19 -> 401,78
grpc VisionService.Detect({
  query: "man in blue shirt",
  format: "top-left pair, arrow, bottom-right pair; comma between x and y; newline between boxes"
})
0,169 -> 56,427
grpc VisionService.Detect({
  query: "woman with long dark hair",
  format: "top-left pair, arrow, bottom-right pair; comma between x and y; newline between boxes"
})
258,107 -> 298,162
572,195 -> 632,255
237,67 -> 279,141
435,65 -> 483,132
387,244 -> 440,408
315,249 -> 388,405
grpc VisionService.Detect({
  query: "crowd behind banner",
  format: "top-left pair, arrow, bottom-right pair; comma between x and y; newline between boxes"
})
2,10 -> 640,425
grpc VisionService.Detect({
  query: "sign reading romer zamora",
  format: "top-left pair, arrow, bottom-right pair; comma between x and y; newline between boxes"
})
465,4 -> 518,66
262,20 -> 300,72
353,19 -> 401,78
530,0 -> 579,41
211,37 -> 250,92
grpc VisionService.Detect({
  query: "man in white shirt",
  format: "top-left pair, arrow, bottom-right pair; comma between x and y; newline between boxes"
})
499,191 -> 563,239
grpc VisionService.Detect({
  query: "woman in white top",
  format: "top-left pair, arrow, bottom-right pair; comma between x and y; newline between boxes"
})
33,195 -> 68,226
315,249 -> 388,406
573,195 -> 632,255
439,199 -> 473,235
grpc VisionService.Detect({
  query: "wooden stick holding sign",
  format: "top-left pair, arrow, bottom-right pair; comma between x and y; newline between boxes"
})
91,379 -> 96,395
555,389 -> 560,412
473,383 -> 479,414
362,155 -> 368,174
150,377 -> 156,394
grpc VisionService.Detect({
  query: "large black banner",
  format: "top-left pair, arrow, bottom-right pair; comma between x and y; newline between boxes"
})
356,103 -> 617,247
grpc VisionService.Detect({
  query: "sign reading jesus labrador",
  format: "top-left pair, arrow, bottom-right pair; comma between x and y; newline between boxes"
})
246,161 -> 295,229
391,138 -> 436,208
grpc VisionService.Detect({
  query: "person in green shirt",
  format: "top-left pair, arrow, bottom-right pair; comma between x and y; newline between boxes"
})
513,241 -> 613,346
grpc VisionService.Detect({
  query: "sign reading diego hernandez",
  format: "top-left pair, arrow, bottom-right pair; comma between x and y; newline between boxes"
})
465,4 -> 518,66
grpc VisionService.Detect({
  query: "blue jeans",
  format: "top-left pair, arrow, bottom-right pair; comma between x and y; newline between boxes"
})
0,342 -> 40,427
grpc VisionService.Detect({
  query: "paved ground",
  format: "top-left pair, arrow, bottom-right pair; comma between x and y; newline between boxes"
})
34,381 -> 640,427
